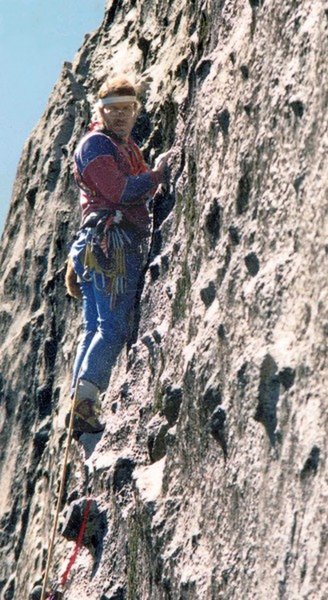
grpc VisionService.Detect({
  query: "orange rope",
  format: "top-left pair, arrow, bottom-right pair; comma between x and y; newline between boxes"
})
60,498 -> 92,588
41,381 -> 80,600
45,498 -> 93,598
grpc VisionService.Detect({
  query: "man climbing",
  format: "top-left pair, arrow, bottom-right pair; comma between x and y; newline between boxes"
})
66,76 -> 170,434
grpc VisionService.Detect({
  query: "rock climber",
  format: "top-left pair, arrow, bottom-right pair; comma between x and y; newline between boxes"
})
66,76 -> 171,434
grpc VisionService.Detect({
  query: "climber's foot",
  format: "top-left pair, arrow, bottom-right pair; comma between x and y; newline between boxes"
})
65,398 -> 105,434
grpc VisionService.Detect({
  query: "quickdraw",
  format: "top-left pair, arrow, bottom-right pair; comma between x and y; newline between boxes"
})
82,223 -> 131,309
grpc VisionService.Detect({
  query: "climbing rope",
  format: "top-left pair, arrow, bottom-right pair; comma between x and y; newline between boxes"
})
59,498 -> 92,588
40,381 -> 80,600
45,499 -> 92,599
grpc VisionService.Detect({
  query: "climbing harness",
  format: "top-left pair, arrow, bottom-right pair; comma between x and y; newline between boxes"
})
79,212 -> 132,309
72,126 -> 150,310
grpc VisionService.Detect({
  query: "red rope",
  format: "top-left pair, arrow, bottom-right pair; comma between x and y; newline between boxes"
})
60,498 -> 92,588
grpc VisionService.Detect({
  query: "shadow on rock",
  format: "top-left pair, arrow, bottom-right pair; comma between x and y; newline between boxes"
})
78,431 -> 104,459
208,405 -> 228,459
61,497 -> 108,578
254,354 -> 280,445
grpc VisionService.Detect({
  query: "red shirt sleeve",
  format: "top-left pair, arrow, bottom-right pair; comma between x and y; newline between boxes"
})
82,155 -> 162,205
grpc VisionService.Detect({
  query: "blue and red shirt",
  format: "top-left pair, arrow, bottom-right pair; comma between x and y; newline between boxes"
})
74,126 -> 161,230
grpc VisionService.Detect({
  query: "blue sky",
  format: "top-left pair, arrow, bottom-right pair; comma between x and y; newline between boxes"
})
0,0 -> 105,234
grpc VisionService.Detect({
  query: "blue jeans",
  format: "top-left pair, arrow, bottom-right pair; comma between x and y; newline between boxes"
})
70,229 -> 146,393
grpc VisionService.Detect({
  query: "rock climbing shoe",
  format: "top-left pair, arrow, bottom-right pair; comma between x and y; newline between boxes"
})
73,397 -> 105,434
66,398 -> 105,434
65,379 -> 105,434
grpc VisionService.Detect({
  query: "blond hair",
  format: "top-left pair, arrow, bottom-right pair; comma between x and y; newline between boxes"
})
98,77 -> 138,99
95,76 -> 141,124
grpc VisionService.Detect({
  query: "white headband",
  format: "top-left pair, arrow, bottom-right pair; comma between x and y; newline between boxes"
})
97,95 -> 137,107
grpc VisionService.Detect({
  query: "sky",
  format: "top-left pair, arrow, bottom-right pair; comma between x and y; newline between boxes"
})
0,0 -> 105,235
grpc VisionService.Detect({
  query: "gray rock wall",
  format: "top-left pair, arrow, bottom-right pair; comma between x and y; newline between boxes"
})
0,1 -> 327,598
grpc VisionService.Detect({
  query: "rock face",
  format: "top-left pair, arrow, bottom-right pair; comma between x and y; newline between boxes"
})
0,1 -> 328,598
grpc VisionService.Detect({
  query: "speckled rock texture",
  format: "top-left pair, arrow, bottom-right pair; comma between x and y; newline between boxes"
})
0,1 -> 327,599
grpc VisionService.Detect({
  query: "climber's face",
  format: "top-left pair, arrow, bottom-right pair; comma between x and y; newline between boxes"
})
101,102 -> 138,139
